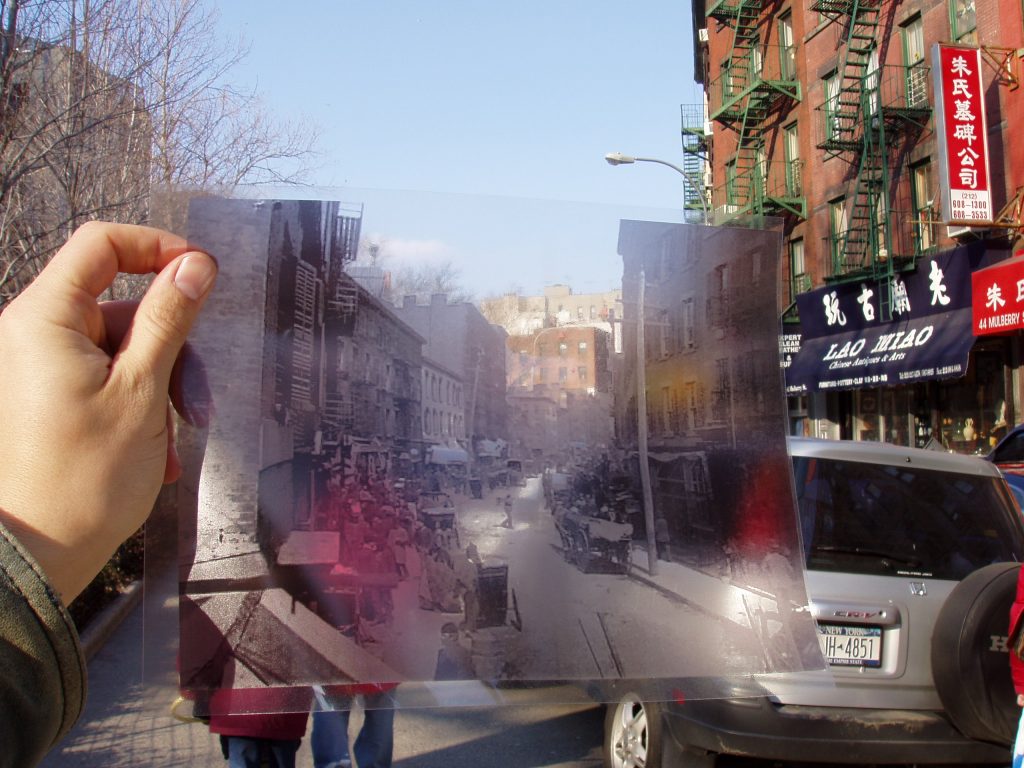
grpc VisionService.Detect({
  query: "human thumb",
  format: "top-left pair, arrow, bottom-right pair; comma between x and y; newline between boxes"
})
115,251 -> 217,389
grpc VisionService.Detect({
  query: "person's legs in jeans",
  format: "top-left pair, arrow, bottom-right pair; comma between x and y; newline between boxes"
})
223,736 -> 301,768
267,738 -> 301,768
311,709 -> 352,768
352,701 -> 395,768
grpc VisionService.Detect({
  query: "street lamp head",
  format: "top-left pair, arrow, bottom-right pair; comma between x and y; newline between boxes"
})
604,152 -> 636,166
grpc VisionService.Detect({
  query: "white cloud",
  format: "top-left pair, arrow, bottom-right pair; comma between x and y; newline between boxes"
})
364,234 -> 455,266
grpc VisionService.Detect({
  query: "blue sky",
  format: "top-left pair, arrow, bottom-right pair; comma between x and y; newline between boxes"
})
214,1 -> 699,296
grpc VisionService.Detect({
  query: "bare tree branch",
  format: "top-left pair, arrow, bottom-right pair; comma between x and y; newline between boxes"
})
0,0 -> 321,305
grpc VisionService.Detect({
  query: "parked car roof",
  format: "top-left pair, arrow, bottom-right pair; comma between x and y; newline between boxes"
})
791,435 -> 1005,478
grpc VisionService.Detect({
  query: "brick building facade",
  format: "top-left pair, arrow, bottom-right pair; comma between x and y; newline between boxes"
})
693,0 -> 1024,451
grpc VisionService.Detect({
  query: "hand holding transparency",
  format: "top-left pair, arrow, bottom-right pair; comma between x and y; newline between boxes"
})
0,222 -> 216,601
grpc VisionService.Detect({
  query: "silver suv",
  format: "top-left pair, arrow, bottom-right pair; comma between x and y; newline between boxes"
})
605,437 -> 1024,767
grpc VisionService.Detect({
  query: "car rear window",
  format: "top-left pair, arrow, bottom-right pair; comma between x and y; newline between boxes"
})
794,455 -> 1024,580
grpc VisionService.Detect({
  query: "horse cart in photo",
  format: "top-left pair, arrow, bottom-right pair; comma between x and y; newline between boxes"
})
556,509 -> 632,574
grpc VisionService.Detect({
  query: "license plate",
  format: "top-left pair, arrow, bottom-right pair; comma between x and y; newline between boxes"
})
817,624 -> 882,667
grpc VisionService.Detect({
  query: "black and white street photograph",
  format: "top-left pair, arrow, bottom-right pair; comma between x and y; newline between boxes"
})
175,194 -> 821,705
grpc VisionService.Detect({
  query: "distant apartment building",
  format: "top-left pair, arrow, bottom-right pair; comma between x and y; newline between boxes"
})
421,358 -> 465,445
481,284 -> 623,351
324,273 -> 424,482
394,294 -> 508,450
507,325 -> 612,396
504,325 -> 614,455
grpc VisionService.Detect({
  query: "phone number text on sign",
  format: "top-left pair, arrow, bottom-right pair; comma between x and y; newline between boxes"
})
951,191 -> 992,221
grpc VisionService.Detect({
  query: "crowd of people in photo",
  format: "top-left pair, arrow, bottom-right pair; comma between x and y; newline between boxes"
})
208,466 -> 488,767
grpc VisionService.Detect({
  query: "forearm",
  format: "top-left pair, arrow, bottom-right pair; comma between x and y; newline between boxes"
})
0,518 -> 86,768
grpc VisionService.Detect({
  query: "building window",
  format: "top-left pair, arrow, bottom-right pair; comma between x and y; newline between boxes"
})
824,70 -> 840,141
912,161 -> 936,253
686,455 -> 710,496
863,47 -> 881,119
578,341 -> 587,355
681,297 -> 695,350
559,342 -> 568,357
789,238 -> 806,300
661,387 -> 672,434
658,311 -> 670,357
685,381 -> 699,430
829,198 -> 848,271
784,122 -> 801,196
558,366 -> 568,383
539,367 -> 548,383
901,15 -> 928,108
578,365 -> 588,382
721,57 -> 735,100
950,0 -> 976,43
725,158 -> 738,205
708,265 -> 730,329
711,358 -> 731,423
589,305 -> 597,319
778,12 -> 796,81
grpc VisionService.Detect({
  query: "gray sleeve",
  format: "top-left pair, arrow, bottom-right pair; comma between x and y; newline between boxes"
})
0,521 -> 87,768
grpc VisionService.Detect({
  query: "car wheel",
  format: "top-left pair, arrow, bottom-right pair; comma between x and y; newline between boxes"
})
931,561 -> 1020,747
604,693 -> 662,768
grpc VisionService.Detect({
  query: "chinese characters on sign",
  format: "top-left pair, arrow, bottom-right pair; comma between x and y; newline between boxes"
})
932,44 -> 992,224
971,252 -> 1024,335
784,246 -> 998,393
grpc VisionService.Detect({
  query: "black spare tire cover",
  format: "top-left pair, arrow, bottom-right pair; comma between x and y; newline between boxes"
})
931,561 -> 1020,747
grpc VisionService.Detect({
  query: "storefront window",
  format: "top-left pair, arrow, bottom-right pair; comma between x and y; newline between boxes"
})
881,388 -> 912,446
832,341 -> 1010,454
937,343 -> 1009,455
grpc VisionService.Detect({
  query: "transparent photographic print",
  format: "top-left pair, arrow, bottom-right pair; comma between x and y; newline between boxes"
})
176,192 -> 823,706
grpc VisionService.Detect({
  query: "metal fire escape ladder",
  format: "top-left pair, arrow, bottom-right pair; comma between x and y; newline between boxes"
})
708,0 -> 765,215
680,104 -> 710,221
731,1 -> 766,214
828,0 -> 880,151
708,0 -> 802,220
819,0 -> 899,320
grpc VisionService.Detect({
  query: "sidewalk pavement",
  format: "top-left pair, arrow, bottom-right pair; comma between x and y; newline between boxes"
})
41,573 -> 603,767
626,543 -> 780,632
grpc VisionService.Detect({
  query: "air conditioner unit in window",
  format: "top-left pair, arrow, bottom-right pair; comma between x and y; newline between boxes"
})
698,28 -> 709,43
946,224 -> 987,239
947,224 -> 978,238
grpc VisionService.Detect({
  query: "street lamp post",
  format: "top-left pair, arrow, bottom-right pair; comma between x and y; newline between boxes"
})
605,152 -> 710,224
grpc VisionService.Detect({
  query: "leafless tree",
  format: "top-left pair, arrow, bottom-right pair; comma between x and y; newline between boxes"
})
386,259 -> 474,305
0,0 -> 319,305
479,290 -> 527,330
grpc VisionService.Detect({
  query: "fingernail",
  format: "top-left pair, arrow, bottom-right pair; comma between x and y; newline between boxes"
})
174,252 -> 217,301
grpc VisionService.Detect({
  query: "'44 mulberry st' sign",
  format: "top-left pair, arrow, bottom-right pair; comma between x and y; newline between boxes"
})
972,251 -> 1024,335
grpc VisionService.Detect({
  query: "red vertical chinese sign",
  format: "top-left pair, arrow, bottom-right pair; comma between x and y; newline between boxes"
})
931,44 -> 992,224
